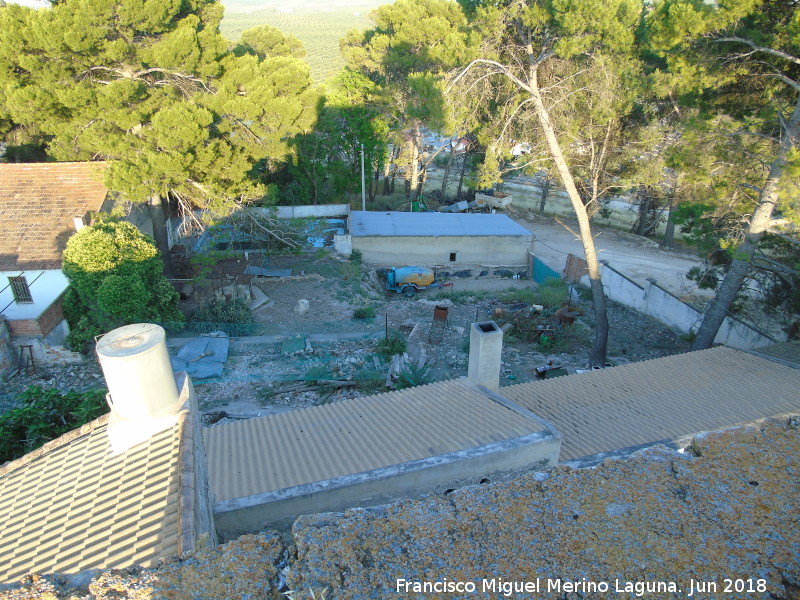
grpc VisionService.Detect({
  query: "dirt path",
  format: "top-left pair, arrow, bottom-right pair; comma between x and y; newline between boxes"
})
507,209 -> 713,302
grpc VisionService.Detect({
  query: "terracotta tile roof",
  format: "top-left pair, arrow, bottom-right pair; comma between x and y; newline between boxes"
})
204,378 -> 548,503
0,413 -> 185,584
0,162 -> 108,271
500,346 -> 800,462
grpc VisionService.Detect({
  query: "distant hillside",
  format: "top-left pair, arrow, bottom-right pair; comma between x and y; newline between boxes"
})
220,0 -> 392,82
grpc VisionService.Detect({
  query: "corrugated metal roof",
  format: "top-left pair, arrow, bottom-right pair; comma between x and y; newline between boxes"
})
744,340 -> 800,368
348,211 -> 533,238
203,379 -> 545,502
501,346 -> 800,462
0,414 -> 183,584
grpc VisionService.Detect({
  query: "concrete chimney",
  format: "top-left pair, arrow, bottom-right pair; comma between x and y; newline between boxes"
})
468,321 -> 503,392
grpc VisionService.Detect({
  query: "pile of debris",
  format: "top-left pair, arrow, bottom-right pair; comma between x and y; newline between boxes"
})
487,301 -> 583,344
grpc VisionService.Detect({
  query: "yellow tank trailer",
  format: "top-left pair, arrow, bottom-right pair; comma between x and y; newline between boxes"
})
386,266 -> 451,297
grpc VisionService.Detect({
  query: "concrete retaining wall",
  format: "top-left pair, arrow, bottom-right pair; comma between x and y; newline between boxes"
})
353,235 -> 533,266
276,204 -> 350,219
589,261 -> 779,349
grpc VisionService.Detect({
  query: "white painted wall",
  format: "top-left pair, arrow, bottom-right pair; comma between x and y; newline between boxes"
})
578,260 -> 782,349
0,270 -> 69,320
353,235 -> 533,266
275,204 -> 350,219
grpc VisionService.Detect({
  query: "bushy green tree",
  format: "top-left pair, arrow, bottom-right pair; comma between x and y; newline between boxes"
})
62,221 -> 184,350
0,0 -> 317,273
645,0 -> 800,347
342,0 -> 478,201
448,0 -> 643,366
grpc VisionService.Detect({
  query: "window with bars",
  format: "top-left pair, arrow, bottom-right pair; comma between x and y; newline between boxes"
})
9,276 -> 33,303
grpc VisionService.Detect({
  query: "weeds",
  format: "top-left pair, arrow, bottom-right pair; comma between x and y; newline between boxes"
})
376,330 -> 407,358
304,365 -> 334,381
353,305 -> 375,319
192,298 -> 255,336
395,364 -> 433,390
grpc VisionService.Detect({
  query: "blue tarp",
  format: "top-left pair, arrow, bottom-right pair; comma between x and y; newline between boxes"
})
171,332 -> 229,379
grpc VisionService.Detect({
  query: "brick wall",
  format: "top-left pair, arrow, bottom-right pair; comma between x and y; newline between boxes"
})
564,254 -> 589,282
7,318 -> 43,337
37,295 -> 66,338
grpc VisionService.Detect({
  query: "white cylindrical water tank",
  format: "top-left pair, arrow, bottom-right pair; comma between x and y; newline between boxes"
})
96,323 -> 180,421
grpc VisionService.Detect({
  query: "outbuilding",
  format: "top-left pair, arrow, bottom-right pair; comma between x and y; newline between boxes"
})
341,211 -> 534,266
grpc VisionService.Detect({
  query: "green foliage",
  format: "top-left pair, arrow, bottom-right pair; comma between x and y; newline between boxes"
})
62,222 -> 183,350
499,279 -> 569,308
353,305 -> 375,319
192,298 -> 254,336
219,7 -> 375,82
353,366 -> 385,394
349,249 -> 363,265
304,365 -> 334,381
190,249 -> 236,282
0,386 -> 107,464
237,24 -> 307,60
395,364 -> 433,390
376,330 -> 407,358
0,0 -> 317,213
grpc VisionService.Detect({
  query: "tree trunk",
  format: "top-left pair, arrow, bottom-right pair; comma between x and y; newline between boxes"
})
636,186 -> 650,237
149,194 -> 173,278
456,153 -> 468,199
382,151 -> 393,195
529,71 -> 609,366
407,121 -> 422,202
440,148 -> 455,200
369,169 -> 378,203
663,194 -> 676,249
691,98 -> 800,350
538,173 -> 550,215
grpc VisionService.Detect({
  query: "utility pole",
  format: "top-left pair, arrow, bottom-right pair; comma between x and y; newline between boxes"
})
361,143 -> 366,211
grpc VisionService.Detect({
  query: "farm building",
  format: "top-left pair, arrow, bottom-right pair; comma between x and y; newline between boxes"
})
340,211 -> 534,266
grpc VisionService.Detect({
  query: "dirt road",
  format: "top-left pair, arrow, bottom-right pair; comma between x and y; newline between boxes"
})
508,210 -> 712,302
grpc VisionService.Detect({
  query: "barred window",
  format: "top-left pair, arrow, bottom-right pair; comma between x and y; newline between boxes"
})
9,276 -> 33,303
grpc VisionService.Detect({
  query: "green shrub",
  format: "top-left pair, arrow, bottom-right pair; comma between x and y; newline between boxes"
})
62,221 -> 184,350
305,365 -> 334,381
395,364 -> 432,390
0,386 -> 107,464
353,305 -> 375,319
532,279 -> 570,307
192,298 -> 254,335
376,331 -> 407,357
349,249 -> 363,264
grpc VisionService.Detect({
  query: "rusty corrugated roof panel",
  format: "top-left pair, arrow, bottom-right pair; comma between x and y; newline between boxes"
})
203,379 -> 545,502
501,346 -> 800,462
0,414 -> 183,584
0,162 -> 108,271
